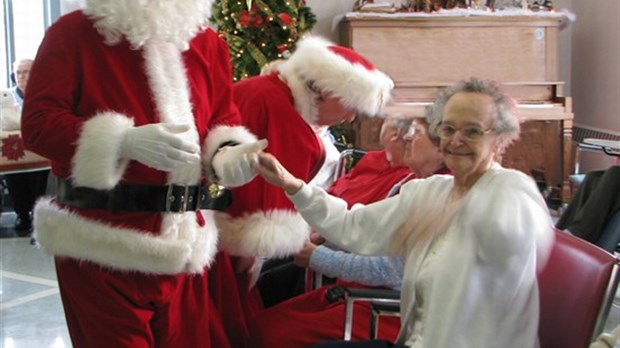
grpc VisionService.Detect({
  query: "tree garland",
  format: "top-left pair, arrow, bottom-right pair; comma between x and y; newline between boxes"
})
211,0 -> 316,81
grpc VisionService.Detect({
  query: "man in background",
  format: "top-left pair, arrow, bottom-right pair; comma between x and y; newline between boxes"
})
5,58 -> 48,236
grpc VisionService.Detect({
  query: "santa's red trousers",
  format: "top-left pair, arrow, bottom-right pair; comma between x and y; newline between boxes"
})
55,257 -> 217,348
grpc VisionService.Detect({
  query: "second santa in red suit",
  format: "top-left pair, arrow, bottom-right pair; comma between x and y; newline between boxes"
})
210,37 -> 394,346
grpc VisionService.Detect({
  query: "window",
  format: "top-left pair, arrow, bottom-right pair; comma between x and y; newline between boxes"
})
2,0 -> 60,88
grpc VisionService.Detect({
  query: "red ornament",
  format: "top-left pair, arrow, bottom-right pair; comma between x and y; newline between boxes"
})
277,44 -> 288,53
253,15 -> 264,27
278,13 -> 291,26
2,135 -> 26,160
239,10 -> 251,27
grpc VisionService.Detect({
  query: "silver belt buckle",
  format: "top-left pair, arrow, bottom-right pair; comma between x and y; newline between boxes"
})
165,185 -> 192,213
165,185 -> 174,212
180,185 -> 189,213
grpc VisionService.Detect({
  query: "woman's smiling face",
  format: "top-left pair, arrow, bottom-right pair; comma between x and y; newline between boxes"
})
439,92 -> 500,180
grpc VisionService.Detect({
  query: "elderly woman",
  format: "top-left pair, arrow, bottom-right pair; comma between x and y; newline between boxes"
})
256,78 -> 554,348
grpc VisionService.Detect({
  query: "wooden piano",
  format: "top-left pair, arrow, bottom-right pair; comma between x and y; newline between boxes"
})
339,12 -> 574,203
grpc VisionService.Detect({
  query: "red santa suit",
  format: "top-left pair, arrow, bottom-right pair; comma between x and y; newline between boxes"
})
210,37 -> 394,347
208,71 -> 326,347
21,3 -> 259,348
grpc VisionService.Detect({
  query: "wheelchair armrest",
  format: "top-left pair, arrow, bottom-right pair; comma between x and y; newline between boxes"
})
343,288 -> 401,340
346,288 -> 400,301
371,300 -> 400,314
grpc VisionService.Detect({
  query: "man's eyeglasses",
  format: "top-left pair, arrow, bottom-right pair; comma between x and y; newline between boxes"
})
436,123 -> 493,141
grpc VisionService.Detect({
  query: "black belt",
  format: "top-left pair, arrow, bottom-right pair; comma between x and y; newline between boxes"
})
57,179 -> 231,213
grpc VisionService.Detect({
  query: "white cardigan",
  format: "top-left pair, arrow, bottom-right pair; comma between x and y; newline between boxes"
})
289,163 -> 554,348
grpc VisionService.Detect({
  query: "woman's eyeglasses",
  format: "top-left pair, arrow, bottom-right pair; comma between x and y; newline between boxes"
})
436,123 -> 493,141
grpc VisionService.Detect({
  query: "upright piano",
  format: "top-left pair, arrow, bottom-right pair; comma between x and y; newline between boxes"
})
339,12 -> 574,203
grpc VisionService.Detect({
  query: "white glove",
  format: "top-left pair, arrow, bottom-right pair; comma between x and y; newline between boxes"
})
212,139 -> 268,187
120,123 -> 200,172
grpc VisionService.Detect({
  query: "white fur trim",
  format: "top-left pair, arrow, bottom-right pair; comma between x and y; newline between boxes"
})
33,198 -> 218,274
214,210 -> 311,258
202,125 -> 257,180
143,41 -> 201,185
278,36 -> 394,119
84,0 -> 212,51
143,41 -> 194,126
72,112 -> 133,189
282,72 -> 318,124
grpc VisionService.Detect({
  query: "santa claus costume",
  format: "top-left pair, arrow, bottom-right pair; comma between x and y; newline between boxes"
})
21,1 -> 262,347
207,36 -> 393,345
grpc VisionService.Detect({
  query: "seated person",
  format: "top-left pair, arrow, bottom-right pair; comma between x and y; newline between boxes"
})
256,114 -> 415,307
248,116 -> 450,347
556,165 -> 620,252
5,58 -> 49,236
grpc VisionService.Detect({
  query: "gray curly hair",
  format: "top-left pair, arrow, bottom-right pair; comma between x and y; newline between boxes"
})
426,78 -> 520,154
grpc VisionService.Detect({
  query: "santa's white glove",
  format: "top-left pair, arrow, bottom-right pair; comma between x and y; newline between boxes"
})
120,123 -> 200,172
212,139 -> 268,187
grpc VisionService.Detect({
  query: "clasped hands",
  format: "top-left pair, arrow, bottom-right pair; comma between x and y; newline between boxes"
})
119,122 -> 304,191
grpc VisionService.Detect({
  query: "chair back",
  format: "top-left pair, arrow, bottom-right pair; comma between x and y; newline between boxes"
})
538,229 -> 620,348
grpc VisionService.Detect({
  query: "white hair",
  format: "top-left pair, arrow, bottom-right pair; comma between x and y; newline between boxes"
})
12,58 -> 34,72
84,0 -> 212,50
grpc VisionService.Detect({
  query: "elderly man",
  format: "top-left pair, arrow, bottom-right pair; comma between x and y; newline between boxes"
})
4,58 -> 49,237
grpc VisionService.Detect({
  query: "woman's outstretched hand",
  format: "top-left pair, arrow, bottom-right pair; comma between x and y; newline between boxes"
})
255,152 -> 304,195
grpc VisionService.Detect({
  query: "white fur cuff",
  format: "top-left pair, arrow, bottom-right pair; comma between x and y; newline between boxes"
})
214,210 -> 311,258
202,125 -> 257,181
72,112 -> 133,189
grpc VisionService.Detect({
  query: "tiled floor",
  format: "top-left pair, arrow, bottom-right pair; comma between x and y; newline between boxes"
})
0,212 -> 71,348
1,210 -> 619,348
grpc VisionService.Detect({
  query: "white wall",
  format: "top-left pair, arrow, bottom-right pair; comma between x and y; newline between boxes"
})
571,0 -> 619,134
569,0 -> 619,171
60,0 -> 84,15
553,0 -> 572,95
305,0 -> 357,43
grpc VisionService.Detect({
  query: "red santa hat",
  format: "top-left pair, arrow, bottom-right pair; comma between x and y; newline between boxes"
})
277,36 -> 394,123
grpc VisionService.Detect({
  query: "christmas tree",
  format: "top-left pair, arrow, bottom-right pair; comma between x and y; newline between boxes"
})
211,0 -> 317,81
